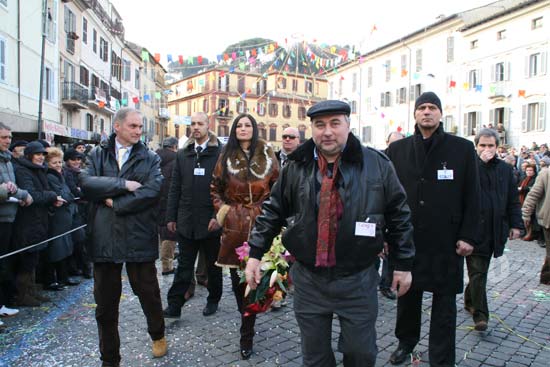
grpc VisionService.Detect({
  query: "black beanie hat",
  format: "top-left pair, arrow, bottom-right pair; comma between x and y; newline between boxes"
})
64,148 -> 85,161
414,92 -> 442,113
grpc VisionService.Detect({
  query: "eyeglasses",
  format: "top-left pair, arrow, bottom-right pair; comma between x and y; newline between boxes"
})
282,135 -> 297,140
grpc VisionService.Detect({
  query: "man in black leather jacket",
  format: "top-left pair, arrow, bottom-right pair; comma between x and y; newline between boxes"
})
245,100 -> 415,367
80,108 -> 167,366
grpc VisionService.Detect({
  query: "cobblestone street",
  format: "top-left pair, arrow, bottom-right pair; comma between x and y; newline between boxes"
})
1,239 -> 550,366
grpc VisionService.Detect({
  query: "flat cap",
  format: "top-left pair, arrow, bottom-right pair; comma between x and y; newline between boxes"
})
307,100 -> 351,119
162,136 -> 179,147
9,140 -> 28,151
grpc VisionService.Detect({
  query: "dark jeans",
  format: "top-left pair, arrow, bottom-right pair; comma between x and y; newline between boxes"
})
94,262 -> 165,365
167,235 -> 222,308
465,255 -> 491,323
291,262 -> 378,367
0,222 -> 16,307
395,289 -> 457,367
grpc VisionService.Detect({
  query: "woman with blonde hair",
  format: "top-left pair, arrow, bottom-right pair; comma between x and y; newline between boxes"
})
210,113 -> 279,360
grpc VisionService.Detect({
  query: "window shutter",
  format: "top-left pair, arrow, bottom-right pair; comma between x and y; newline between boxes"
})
524,56 -> 530,78
541,52 -> 547,76
504,108 -> 511,130
64,6 -> 69,32
463,113 -> 468,136
522,105 -> 527,132
489,109 -> 495,125
506,62 -> 511,81
539,102 -> 546,131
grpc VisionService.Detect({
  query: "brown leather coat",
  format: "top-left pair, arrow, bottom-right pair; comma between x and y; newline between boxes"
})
211,139 -> 279,267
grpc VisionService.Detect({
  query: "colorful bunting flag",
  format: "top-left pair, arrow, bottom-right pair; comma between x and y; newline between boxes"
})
141,50 -> 149,62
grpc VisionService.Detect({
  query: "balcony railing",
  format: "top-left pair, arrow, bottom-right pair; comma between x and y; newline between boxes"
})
61,82 -> 88,108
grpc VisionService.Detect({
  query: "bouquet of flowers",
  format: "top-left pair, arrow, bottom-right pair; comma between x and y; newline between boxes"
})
235,235 -> 293,316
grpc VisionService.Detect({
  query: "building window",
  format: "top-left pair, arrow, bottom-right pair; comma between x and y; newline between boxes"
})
217,123 -> 229,137
350,100 -> 357,113
111,52 -> 121,81
257,102 -> 266,116
46,2 -> 57,43
277,77 -> 286,89
282,104 -> 291,118
92,29 -> 97,53
256,79 -> 266,95
527,52 -> 547,77
217,98 -> 229,116
122,59 -> 131,81
298,106 -> 306,120
292,79 -> 298,92
522,102 -> 546,132
532,17 -> 543,29
367,67 -> 373,87
44,66 -> 55,102
497,29 -> 506,40
99,38 -> 108,62
0,37 -> 6,83
470,40 -> 478,49
258,123 -> 267,140
79,65 -> 89,86
380,91 -> 392,107
362,126 -> 372,144
493,62 -> 506,82
305,81 -> 312,94
385,60 -> 391,82
464,111 -> 481,136
410,83 -> 423,101
202,98 -> 209,113
64,6 -> 76,54
237,100 -> 247,114
352,73 -> 357,93
82,17 -> 87,44
134,69 -> 140,89
237,77 -> 245,94
447,36 -> 454,63
269,124 -> 277,141
416,49 -> 423,72
468,69 -> 480,89
268,103 -> 278,117
298,125 -> 306,142
397,87 -> 407,104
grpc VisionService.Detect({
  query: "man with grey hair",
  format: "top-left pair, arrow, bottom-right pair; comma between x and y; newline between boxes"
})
80,108 -> 167,366
464,128 -> 522,331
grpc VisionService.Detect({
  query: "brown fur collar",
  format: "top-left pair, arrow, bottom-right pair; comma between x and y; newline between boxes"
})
226,139 -> 274,181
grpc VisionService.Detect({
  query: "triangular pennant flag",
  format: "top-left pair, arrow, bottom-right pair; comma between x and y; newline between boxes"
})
132,96 -> 139,104
167,54 -> 173,63
154,53 -> 160,62
198,56 -> 203,64
155,91 -> 161,99
178,55 -> 183,64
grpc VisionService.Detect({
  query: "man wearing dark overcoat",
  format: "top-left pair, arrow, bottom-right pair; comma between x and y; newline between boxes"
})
386,92 -> 481,366
80,108 -> 167,367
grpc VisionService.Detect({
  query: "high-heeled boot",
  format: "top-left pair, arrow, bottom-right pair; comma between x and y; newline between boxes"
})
239,314 -> 256,359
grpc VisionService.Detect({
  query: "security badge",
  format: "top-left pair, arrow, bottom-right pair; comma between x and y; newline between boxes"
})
437,161 -> 454,180
194,168 -> 205,176
355,217 -> 376,237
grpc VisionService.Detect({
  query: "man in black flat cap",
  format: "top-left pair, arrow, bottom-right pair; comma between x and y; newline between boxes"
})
9,140 -> 28,159
386,91 -> 481,366
245,100 -> 415,366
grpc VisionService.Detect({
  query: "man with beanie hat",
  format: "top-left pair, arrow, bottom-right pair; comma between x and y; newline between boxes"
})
386,92 -> 481,366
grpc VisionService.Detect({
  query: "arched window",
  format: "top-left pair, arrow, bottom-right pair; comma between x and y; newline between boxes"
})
269,124 -> 277,141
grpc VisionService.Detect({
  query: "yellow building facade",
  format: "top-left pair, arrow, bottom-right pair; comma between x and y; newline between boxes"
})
166,68 -> 328,149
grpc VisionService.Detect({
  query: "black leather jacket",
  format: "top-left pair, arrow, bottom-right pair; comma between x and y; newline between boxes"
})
80,134 -> 162,263
249,133 -> 415,272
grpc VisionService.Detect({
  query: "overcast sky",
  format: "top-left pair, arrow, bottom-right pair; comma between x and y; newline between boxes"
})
110,0 -> 498,67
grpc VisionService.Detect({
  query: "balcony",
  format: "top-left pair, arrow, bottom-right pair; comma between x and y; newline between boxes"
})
88,87 -> 115,115
61,82 -> 88,109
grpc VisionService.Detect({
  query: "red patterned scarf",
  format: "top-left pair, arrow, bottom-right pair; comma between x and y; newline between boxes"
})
315,153 -> 343,267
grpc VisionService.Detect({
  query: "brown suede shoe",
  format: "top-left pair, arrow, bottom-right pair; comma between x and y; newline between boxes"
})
152,337 -> 167,358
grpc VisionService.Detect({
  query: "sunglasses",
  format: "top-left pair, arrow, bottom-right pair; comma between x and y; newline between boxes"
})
282,135 -> 297,140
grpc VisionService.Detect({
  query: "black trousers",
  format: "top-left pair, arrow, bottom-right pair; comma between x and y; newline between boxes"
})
395,289 -> 457,367
94,262 -> 165,365
465,255 -> 491,323
0,222 -> 16,307
291,262 -> 378,367
167,235 -> 222,308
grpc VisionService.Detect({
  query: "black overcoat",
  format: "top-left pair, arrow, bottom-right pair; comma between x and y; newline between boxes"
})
166,133 -> 222,240
46,169 -> 75,262
13,158 -> 58,252
386,124 -> 481,294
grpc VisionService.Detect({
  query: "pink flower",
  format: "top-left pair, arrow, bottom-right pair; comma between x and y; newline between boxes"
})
236,242 -> 250,261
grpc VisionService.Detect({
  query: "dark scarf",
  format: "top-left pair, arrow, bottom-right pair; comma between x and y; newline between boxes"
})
315,153 -> 343,267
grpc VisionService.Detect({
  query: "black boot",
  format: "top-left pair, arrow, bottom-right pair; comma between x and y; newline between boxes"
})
239,315 -> 256,359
